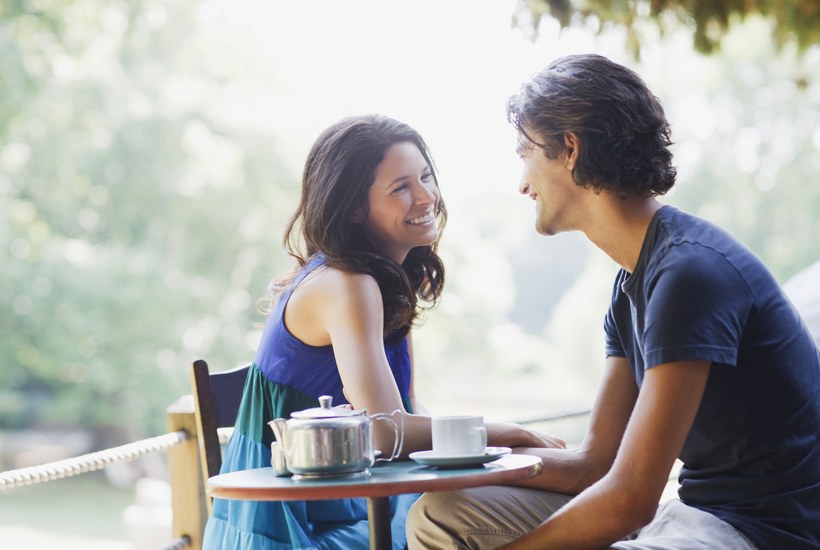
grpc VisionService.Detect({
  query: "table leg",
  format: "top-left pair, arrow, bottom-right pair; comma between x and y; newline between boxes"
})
367,495 -> 392,550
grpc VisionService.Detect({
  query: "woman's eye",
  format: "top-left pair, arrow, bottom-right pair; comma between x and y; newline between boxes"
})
421,173 -> 433,182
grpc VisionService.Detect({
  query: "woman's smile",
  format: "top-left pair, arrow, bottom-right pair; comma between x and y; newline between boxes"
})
407,211 -> 435,225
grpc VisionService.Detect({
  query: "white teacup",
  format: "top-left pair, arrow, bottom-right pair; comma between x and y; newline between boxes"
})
431,415 -> 487,457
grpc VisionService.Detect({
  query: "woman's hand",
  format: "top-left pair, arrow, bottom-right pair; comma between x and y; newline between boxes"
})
486,421 -> 566,449
522,428 -> 566,449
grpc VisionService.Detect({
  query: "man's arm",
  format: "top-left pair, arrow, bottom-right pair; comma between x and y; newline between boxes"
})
504,359 -> 711,550
511,355 -> 638,494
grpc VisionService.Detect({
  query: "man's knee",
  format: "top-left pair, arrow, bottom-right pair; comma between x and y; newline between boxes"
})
406,491 -> 460,549
407,486 -> 573,549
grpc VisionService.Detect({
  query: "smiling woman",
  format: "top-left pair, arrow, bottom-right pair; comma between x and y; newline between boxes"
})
202,113 -> 446,549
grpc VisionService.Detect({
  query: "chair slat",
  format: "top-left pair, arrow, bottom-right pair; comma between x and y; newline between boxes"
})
189,359 -> 250,517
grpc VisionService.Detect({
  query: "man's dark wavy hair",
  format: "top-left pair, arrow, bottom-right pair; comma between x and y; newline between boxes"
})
269,114 -> 446,339
507,54 -> 676,197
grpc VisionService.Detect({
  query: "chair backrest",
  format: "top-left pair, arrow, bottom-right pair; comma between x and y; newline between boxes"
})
190,358 -> 250,514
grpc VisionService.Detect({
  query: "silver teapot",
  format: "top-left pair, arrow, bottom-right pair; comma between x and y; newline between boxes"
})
268,395 -> 402,477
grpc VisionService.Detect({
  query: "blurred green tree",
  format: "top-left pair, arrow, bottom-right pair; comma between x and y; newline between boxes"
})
660,22 -> 820,281
1,0 -> 296,444
514,0 -> 820,55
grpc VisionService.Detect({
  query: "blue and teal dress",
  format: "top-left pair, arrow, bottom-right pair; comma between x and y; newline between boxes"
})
203,255 -> 417,549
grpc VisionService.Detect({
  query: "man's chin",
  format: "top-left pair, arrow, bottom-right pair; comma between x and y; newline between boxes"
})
535,222 -> 557,236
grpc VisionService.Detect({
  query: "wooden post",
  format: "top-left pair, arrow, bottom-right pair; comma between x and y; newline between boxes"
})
167,394 -> 205,550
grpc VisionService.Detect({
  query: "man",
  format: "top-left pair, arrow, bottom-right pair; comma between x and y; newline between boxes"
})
407,54 -> 820,549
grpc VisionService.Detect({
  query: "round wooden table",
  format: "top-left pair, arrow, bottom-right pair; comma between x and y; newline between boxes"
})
207,453 -> 542,550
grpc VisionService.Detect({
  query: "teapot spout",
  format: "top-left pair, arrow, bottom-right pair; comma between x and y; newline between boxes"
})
268,419 -> 291,477
268,418 -> 287,442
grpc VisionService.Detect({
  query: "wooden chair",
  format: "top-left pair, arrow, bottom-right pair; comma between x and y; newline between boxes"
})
190,358 -> 251,515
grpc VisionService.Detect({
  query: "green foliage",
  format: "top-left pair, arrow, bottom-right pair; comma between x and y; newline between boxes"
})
657,23 -> 820,281
515,0 -> 820,55
1,0 -> 296,438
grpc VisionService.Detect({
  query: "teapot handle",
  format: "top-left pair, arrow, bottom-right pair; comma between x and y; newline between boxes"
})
370,410 -> 403,462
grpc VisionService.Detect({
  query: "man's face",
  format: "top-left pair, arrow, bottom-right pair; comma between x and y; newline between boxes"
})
515,130 -> 580,236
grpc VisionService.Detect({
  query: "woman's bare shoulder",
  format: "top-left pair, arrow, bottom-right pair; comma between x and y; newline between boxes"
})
286,265 -> 383,345
301,265 -> 380,298
290,265 -> 382,319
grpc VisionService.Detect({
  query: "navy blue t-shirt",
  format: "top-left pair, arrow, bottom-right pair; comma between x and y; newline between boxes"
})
604,206 -> 820,549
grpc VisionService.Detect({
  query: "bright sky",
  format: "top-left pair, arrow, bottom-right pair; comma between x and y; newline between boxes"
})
211,0 -> 612,204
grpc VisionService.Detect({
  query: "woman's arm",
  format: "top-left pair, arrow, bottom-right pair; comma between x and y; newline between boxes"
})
288,267 -> 433,456
286,267 -> 564,456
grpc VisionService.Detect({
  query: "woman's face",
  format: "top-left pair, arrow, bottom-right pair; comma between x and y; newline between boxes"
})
358,141 -> 440,264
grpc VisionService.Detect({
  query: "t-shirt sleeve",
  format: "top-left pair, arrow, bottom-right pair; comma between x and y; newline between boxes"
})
642,245 -> 753,369
604,271 -> 627,357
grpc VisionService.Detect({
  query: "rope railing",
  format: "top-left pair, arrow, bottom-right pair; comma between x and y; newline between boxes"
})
0,429 -> 189,491
217,427 -> 233,445
160,535 -> 192,550
0,395 -> 203,548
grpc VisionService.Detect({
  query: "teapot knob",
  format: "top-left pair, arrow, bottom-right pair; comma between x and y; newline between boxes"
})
318,395 -> 333,409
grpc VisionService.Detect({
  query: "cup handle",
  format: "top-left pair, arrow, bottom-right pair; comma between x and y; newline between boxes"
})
370,409 -> 403,462
475,425 -> 487,451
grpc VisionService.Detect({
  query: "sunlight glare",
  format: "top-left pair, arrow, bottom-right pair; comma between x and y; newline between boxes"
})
200,0 -> 592,204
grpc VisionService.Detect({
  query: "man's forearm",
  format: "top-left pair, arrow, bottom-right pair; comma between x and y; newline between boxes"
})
510,446 -> 609,495
500,472 -> 652,550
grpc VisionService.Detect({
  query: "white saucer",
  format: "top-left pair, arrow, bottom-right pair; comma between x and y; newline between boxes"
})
409,447 -> 511,468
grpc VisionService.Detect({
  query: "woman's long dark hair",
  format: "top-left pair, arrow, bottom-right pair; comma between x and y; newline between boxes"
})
270,114 -> 447,339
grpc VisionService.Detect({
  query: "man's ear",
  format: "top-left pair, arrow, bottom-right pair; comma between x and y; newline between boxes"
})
563,133 -> 580,170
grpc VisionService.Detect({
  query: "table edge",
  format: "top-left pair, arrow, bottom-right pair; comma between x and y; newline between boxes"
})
208,455 -> 543,501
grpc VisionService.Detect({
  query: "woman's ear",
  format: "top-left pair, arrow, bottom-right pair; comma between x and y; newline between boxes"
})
351,207 -> 366,223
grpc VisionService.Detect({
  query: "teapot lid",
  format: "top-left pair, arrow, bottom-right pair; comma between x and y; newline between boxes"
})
290,395 -> 365,419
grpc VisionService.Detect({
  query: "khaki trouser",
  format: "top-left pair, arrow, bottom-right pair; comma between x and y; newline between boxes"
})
406,486 -> 757,549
